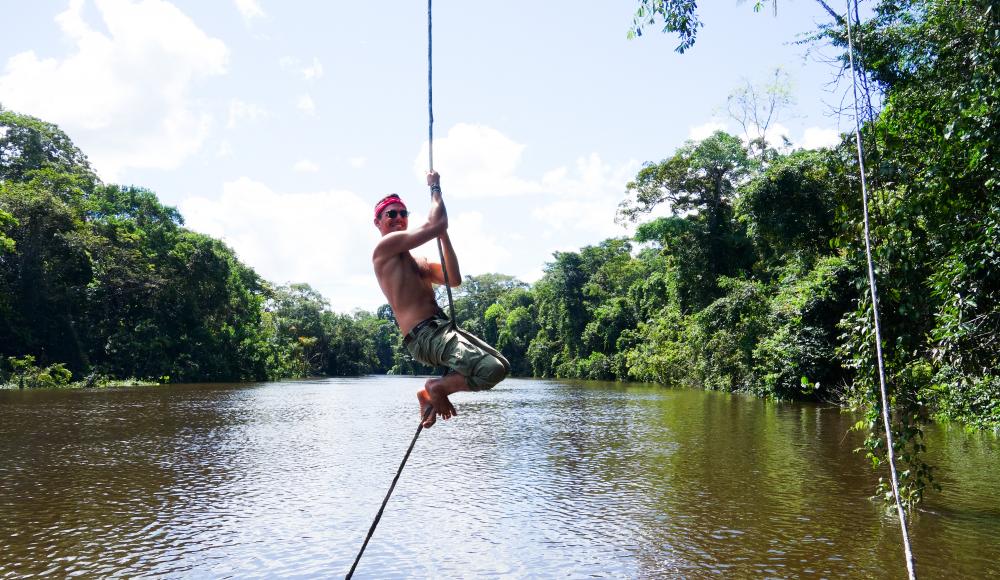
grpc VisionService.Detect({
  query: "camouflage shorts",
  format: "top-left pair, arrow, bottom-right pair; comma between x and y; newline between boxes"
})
404,314 -> 510,391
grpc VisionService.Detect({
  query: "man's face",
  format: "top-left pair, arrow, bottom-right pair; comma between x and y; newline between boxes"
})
375,202 -> 408,235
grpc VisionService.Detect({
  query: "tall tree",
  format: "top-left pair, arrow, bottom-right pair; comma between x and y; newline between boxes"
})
0,110 -> 98,193
0,182 -> 92,370
620,131 -> 754,309
726,68 -> 795,159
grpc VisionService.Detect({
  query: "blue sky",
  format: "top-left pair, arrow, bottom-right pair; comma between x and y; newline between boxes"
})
0,0 -> 852,312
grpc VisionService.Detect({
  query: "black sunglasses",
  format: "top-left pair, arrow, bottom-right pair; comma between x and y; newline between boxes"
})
383,209 -> 409,219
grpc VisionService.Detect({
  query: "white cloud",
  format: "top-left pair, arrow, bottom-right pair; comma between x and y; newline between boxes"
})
689,118 -> 843,153
349,156 -> 367,168
760,122 -> 791,150
529,154 -> 639,240
180,177 -> 382,312
443,211 -> 510,276
411,123 -> 640,282
800,126 -> 841,150
413,123 -> 541,198
0,0 -> 228,181
227,99 -> 267,129
216,140 -> 234,158
293,159 -> 319,172
279,56 -> 324,81
689,120 -> 728,141
301,57 -> 323,80
694,119 -> 792,150
406,210 -> 512,282
296,94 -> 316,116
233,0 -> 265,22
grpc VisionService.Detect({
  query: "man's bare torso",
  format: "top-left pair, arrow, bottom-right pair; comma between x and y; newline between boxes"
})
373,249 -> 441,336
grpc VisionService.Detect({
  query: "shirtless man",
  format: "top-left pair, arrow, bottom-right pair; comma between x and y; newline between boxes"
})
372,170 -> 509,428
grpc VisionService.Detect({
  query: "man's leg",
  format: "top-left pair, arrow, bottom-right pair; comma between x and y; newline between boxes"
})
408,323 -> 506,428
417,371 -> 468,428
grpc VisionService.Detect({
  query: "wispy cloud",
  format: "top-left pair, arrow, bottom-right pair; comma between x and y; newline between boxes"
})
293,159 -> 319,173
216,140 -> 234,158
300,57 -> 323,80
279,56 -> 324,81
689,120 -> 728,141
412,123 -> 639,282
0,0 -> 228,181
296,94 -> 316,116
800,127 -> 841,150
180,178 -> 380,312
233,0 -> 265,23
412,123 -> 540,198
227,99 -> 267,129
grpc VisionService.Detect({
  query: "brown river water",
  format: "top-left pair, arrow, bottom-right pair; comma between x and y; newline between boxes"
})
1,377 -> 998,578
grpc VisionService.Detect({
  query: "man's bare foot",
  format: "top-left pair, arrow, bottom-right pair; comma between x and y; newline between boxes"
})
417,389 -> 435,428
423,378 -> 458,422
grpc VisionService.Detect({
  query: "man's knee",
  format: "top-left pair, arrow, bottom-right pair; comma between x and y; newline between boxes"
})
469,355 -> 508,391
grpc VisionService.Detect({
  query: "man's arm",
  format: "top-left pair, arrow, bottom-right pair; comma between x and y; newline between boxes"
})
424,171 -> 461,287
426,231 -> 461,287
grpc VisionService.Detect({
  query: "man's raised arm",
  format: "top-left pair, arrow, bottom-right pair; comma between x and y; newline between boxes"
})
427,172 -> 461,286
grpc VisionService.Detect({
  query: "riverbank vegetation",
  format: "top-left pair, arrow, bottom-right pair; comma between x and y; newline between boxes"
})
1,0 -> 996,445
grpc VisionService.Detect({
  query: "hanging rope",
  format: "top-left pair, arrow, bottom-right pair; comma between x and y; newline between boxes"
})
346,407 -> 433,579
427,0 -> 434,173
346,5 -> 451,576
844,2 -> 916,578
428,0 -> 459,328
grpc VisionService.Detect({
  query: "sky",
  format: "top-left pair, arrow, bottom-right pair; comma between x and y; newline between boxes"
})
0,0 -> 855,312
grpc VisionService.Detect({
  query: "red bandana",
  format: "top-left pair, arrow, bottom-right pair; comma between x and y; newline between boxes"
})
374,195 -> 407,219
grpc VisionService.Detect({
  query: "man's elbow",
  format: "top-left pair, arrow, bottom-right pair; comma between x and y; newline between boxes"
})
428,219 -> 447,238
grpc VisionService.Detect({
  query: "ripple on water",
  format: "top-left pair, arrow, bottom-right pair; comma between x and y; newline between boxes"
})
1,378 -> 999,578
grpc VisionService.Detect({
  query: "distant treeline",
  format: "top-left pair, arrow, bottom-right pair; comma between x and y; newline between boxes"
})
1,0 -> 997,444
0,108 -> 405,384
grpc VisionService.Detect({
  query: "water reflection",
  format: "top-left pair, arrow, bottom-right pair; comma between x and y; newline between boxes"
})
1,378 -> 997,578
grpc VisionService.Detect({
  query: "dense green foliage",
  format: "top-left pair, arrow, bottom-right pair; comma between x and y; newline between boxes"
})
474,0 -> 998,506
0,109 -> 423,385
623,0 -> 999,507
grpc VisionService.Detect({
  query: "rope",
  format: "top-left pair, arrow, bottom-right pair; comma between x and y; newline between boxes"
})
427,0 -> 434,172
844,3 -> 916,578
427,0 -> 458,328
347,6 -> 454,576
346,407 -> 433,579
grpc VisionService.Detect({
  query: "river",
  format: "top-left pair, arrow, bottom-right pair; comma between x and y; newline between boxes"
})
1,377 -> 997,578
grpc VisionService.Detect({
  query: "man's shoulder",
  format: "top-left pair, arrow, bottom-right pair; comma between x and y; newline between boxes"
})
373,242 -> 418,267
373,232 -> 403,259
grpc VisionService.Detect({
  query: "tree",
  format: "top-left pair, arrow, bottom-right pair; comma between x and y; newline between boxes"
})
0,182 -> 92,370
627,1 -> 841,52
621,132 -> 754,309
323,311 -> 378,376
267,283 -> 330,376
451,273 -> 527,340
0,209 -> 16,255
485,287 -> 538,376
628,0 -> 703,52
0,110 -> 98,192
736,149 -> 840,269
618,131 -> 751,227
726,68 -> 795,159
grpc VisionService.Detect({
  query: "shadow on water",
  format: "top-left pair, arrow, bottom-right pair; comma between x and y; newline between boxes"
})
1,377 -> 997,578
